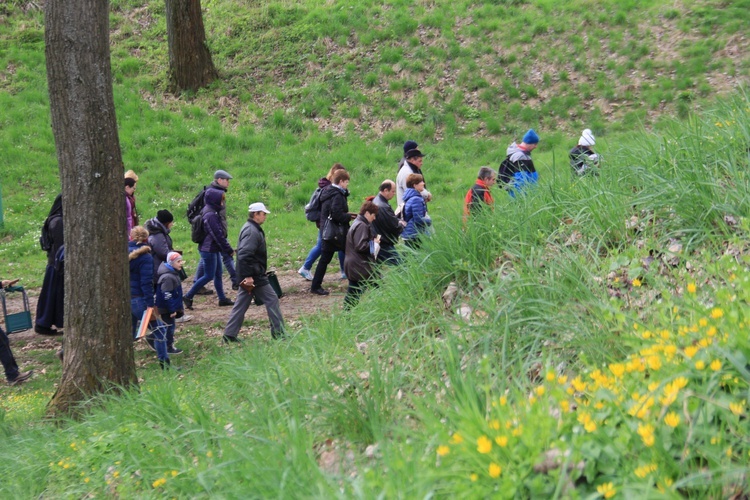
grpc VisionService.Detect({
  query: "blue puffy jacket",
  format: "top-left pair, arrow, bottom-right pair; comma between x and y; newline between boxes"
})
128,241 -> 154,307
402,188 -> 431,241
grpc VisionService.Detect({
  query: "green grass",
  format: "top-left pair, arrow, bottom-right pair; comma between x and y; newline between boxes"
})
1,92 -> 749,497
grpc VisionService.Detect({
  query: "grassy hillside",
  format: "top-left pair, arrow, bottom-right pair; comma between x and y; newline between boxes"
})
1,0 -> 749,283
1,96 -> 749,496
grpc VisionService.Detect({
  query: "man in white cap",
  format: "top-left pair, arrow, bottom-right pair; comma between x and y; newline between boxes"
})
569,129 -> 600,176
223,202 -> 285,342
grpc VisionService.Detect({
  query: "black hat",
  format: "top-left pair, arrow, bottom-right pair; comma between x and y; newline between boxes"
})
157,210 -> 174,224
403,140 -> 418,154
405,149 -> 424,159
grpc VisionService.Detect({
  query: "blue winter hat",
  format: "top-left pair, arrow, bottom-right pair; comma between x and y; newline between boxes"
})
522,129 -> 540,145
403,140 -> 418,154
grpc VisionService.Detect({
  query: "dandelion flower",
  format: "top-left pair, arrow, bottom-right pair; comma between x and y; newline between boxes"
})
632,278 -> 642,287
535,386 -> 545,396
695,360 -> 705,370
490,419 -> 500,430
489,463 -> 502,478
664,412 -> 680,428
499,396 -> 507,406
450,433 -> 463,444
597,482 -> 616,498
710,308 -> 724,319
495,436 -> 508,447
710,359 -> 722,371
437,445 -> 450,457
698,318 -> 708,327
707,326 -> 717,337
584,420 -> 597,433
545,371 -> 556,382
687,283 -> 696,293
152,477 -> 167,488
477,436 -> 492,454
684,346 -> 698,359
729,400 -> 745,416
647,355 -> 662,371
608,363 -> 625,378
470,473 -> 478,482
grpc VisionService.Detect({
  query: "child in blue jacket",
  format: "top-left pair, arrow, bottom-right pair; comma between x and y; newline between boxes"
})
154,252 -> 186,369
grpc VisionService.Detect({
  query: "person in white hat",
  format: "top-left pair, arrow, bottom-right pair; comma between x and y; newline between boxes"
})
569,129 -> 600,176
223,202 -> 285,342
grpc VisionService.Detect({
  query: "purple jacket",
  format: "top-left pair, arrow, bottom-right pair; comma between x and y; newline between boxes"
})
199,188 -> 233,255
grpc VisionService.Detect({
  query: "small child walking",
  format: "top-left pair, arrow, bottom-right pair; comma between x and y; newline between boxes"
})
155,252 -> 186,369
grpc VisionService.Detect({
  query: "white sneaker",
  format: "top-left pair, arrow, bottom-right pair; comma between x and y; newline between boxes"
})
175,314 -> 193,324
298,266 -> 313,281
340,272 -> 348,280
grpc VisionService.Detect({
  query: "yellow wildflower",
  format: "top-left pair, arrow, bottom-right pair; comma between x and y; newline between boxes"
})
535,386 -> 545,396
664,412 -> 680,428
608,363 -> 625,378
673,377 -> 688,389
707,326 -> 717,337
572,377 -> 586,392
729,400 -> 745,416
642,330 -> 652,339
437,445 -> 450,457
695,360 -> 705,370
206,451 -> 213,458
710,359 -> 722,371
584,420 -> 597,433
634,463 -> 657,478
557,375 -> 568,385
638,423 -> 655,447
489,463 -> 502,478
597,482 -> 616,499
632,278 -> 642,287
687,283 -> 696,293
511,425 -> 523,437
710,308 -> 724,319
647,355 -> 662,371
450,433 -> 463,444
490,420 -> 500,430
499,396 -> 507,406
84,477 -> 90,483
684,346 -> 698,358
470,473 -> 478,482
545,371 -> 556,382
560,400 -> 570,413
477,436 -> 492,454
495,436 -> 508,447
152,477 -> 167,488
660,329 -> 670,340
698,318 -> 708,327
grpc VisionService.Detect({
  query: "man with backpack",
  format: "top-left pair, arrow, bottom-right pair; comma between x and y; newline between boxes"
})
187,170 -> 239,293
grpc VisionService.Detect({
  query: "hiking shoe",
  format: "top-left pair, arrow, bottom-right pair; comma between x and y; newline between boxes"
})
145,334 -> 157,352
175,314 -> 193,324
8,370 -> 33,386
340,273 -> 348,280
298,266 -> 313,281
167,346 -> 183,355
183,296 -> 193,310
232,283 -> 239,291
195,287 -> 214,296
311,288 -> 330,296
222,335 -> 240,344
218,298 -> 235,307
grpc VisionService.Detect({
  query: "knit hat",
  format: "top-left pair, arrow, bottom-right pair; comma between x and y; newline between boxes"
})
156,210 -> 174,225
522,129 -> 540,145
167,251 -> 183,265
579,129 -> 595,147
403,140 -> 418,154
214,169 -> 233,180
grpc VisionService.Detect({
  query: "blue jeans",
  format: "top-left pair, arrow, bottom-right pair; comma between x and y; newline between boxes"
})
131,298 -> 168,361
195,251 -> 238,287
303,230 -> 344,272
152,315 -> 171,361
186,251 -> 226,300
131,297 -> 148,340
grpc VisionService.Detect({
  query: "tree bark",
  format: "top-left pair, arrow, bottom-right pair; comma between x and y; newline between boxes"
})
45,0 -> 137,419
165,0 -> 218,93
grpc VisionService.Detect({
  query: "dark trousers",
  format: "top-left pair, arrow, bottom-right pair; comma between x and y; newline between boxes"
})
344,279 -> 378,310
376,245 -> 401,265
311,249 -> 336,291
0,326 -> 19,382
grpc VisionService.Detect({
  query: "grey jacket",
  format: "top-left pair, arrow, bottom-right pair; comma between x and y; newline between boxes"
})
236,220 -> 269,287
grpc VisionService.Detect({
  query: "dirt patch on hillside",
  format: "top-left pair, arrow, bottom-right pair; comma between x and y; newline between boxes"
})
3,270 -> 347,349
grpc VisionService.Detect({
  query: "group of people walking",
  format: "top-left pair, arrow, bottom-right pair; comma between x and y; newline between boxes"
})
3,127 -> 601,383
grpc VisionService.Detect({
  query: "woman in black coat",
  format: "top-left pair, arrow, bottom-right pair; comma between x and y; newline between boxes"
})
310,169 -> 353,295
35,194 -> 64,335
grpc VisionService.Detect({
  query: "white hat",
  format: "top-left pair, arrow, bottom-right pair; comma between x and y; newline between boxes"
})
167,251 -> 183,264
579,129 -> 595,147
248,202 -> 271,214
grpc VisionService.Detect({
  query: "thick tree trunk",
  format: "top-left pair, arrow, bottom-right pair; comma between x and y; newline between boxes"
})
165,0 -> 218,92
45,0 -> 137,418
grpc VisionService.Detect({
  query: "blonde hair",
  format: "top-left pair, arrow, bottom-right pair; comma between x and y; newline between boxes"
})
130,226 -> 148,242
124,169 -> 139,181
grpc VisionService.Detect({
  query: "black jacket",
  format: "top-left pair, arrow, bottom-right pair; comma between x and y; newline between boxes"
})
236,220 -> 269,287
372,193 -> 402,247
319,185 -> 350,251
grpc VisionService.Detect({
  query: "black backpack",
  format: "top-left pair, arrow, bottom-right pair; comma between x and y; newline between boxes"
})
39,214 -> 59,252
304,187 -> 323,222
186,186 -> 207,222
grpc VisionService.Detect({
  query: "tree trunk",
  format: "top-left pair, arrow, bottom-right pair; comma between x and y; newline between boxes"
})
45,0 -> 137,419
165,0 -> 218,92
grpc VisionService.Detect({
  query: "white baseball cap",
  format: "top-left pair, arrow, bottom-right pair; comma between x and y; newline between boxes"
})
248,202 -> 271,214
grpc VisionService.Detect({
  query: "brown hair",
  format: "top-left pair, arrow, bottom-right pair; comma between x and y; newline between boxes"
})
332,169 -> 350,185
406,173 -> 424,188
359,201 -> 379,217
130,226 -> 148,243
326,163 -> 346,181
